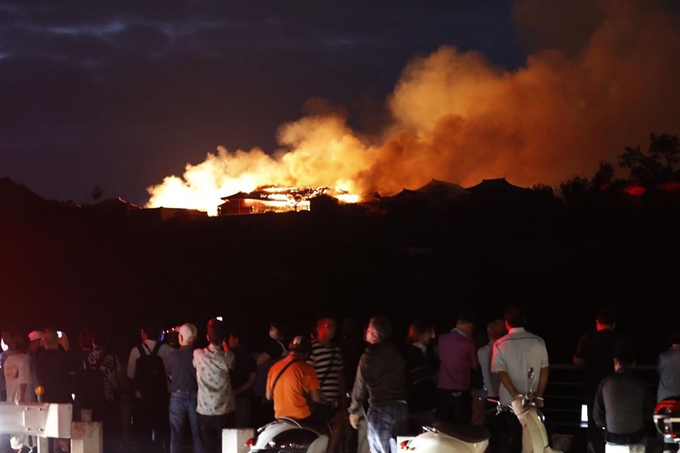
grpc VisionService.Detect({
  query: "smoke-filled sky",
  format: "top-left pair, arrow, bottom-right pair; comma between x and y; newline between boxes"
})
2,0 -> 679,211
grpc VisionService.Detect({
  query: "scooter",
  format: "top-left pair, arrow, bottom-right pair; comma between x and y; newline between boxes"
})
504,367 -> 561,453
401,367 -> 560,453
246,391 -> 370,453
507,395 -> 560,452
246,412 -> 371,453
398,421 -> 491,453
246,417 -> 332,453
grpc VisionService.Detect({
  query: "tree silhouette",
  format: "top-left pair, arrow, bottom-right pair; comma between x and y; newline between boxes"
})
559,175 -> 590,205
619,133 -> 680,185
590,161 -> 615,190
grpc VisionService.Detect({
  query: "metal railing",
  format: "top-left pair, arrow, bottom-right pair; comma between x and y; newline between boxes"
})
542,364 -> 658,434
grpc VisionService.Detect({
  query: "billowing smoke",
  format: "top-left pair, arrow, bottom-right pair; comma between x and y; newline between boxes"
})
147,0 -> 680,215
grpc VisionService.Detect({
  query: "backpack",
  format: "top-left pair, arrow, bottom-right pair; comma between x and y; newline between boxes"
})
134,342 -> 167,403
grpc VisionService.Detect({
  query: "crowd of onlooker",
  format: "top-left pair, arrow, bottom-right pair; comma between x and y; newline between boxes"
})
0,304 -> 677,453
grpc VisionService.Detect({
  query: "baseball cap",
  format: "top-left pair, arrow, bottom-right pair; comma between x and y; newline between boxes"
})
288,336 -> 312,352
28,330 -> 43,342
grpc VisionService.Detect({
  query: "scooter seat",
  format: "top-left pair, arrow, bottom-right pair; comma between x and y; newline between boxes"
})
431,421 -> 491,443
278,417 -> 331,436
296,420 -> 331,436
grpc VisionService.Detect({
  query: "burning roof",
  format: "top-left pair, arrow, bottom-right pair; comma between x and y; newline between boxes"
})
218,186 -> 358,215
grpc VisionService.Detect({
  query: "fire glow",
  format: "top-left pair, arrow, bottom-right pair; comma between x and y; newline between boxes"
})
217,186 -> 357,216
145,0 -> 680,216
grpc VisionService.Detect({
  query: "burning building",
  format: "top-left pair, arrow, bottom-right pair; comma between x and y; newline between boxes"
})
218,186 -> 327,216
217,186 -> 366,216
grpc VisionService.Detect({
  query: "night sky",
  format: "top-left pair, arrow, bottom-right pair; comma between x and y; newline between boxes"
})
2,1 -> 679,209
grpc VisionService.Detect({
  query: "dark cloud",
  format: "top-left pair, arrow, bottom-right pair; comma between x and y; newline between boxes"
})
0,0 -> 523,204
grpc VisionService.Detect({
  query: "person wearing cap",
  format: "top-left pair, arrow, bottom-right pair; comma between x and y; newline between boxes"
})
266,334 -> 343,452
348,316 -> 408,453
193,318 -> 235,453
26,330 -> 44,409
28,330 -> 43,353
167,323 -> 200,453
265,336 -> 325,422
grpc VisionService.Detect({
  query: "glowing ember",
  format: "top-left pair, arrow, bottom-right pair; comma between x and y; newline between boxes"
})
623,185 -> 646,196
661,182 -> 680,191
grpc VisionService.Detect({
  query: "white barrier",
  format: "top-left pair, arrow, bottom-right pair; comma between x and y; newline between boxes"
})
0,402 -> 102,453
0,402 -> 71,439
224,428 -> 256,453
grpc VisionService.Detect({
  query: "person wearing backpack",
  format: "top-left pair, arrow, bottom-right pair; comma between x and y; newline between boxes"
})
127,324 -> 173,453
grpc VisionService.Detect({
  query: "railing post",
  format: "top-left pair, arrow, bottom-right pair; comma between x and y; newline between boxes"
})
71,421 -> 104,453
223,428 -> 255,453
36,436 -> 49,453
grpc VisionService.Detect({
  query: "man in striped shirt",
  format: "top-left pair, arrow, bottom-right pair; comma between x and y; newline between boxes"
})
308,314 -> 345,453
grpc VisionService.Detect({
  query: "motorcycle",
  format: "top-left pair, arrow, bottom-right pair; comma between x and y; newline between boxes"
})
400,367 -> 560,453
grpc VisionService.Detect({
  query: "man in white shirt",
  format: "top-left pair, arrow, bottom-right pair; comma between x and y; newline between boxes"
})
491,306 -> 549,453
193,318 -> 235,453
5,335 -> 35,452
127,325 -> 173,453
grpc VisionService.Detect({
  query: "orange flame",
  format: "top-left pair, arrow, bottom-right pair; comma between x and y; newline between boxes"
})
146,0 -> 680,216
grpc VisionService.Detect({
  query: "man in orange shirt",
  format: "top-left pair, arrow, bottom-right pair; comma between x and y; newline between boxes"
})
267,336 -> 343,452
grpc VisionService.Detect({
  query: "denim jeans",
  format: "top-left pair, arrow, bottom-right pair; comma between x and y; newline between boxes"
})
169,391 -> 201,453
366,402 -> 408,453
